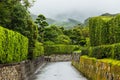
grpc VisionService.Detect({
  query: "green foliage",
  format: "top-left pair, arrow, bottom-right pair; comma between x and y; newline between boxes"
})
89,15 -> 120,46
88,43 -> 120,60
81,47 -> 89,55
44,45 -> 78,55
0,26 -> 28,63
11,2 -> 29,31
26,19 -> 39,59
114,43 -> 120,60
55,35 -> 71,44
35,14 -> 48,43
64,26 -> 87,46
44,25 -> 63,42
89,45 -> 114,59
44,41 -> 55,45
108,15 -> 120,44
0,1 -> 31,32
88,15 -> 120,60
89,17 -> 105,46
32,41 -> 44,58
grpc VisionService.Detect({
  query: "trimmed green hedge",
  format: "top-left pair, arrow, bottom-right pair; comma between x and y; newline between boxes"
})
108,15 -> 120,44
88,43 -> 120,60
88,15 -> 120,60
44,45 -> 78,55
89,17 -> 105,46
0,26 -> 28,63
81,47 -> 89,55
33,41 -> 44,58
89,15 -> 120,46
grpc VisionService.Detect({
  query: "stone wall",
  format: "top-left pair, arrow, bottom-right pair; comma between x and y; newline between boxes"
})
0,56 -> 45,80
72,55 -> 120,80
45,54 -> 72,62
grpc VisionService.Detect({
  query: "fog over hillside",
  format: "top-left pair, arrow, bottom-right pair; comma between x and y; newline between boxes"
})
29,0 -> 120,22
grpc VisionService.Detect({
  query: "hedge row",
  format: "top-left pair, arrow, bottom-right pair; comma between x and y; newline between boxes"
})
88,43 -> 120,60
32,41 -> 44,58
44,45 -> 78,55
0,26 -> 28,63
89,15 -> 120,46
108,15 -> 120,44
89,17 -> 106,46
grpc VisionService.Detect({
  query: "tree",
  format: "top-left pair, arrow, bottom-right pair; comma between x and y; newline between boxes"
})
44,25 -> 63,42
35,14 -> 48,43
64,25 -> 87,46
0,0 -> 39,59
55,35 -> 71,44
0,0 -> 35,33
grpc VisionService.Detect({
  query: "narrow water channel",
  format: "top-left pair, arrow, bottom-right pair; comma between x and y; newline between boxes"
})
32,62 -> 87,80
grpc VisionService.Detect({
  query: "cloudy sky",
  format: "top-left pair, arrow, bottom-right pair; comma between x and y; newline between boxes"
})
29,0 -> 120,22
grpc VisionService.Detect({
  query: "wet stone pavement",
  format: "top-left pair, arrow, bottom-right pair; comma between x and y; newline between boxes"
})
31,62 -> 87,80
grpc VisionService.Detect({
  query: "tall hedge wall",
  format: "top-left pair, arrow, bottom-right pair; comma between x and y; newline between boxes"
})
89,17 -> 110,46
89,17 -> 102,46
0,26 -> 28,63
108,15 -> 120,44
44,45 -> 78,55
87,15 -> 120,60
89,15 -> 120,46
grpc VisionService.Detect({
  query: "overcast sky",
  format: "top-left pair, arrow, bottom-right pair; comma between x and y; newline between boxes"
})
29,0 -> 120,22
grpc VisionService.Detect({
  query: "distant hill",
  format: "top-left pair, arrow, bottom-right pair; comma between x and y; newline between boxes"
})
49,18 -> 81,29
30,13 -> 81,29
100,13 -> 118,17
83,13 -> 120,26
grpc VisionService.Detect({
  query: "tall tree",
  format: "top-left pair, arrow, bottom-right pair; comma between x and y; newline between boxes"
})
35,14 -> 48,43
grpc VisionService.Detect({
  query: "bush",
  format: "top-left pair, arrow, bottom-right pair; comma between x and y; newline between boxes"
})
44,45 -> 78,55
33,42 -> 44,58
0,26 -> 28,63
87,43 -> 120,60
90,45 -> 114,59
114,43 -> 120,60
81,47 -> 89,55
44,41 -> 55,45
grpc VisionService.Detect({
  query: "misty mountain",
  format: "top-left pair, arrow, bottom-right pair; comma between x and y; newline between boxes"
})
46,18 -> 81,29
100,13 -> 118,17
30,13 -> 81,29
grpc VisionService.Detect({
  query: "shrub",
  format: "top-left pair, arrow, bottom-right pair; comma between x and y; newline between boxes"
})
0,26 -> 28,63
87,44 -> 120,60
90,45 -> 114,59
44,45 -> 78,55
44,41 -> 55,45
81,47 -> 89,56
114,43 -> 120,60
33,42 -> 44,58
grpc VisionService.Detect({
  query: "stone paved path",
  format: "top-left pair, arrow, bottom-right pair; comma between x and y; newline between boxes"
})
32,62 -> 87,80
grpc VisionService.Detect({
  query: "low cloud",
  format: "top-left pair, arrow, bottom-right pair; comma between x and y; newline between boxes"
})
29,0 -> 120,22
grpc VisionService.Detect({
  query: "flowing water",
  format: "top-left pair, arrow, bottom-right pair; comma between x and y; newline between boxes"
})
32,62 -> 87,80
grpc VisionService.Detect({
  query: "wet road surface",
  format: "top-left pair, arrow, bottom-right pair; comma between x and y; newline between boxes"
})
32,62 -> 87,80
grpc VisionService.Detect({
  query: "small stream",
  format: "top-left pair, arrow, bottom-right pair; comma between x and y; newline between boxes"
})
31,62 -> 87,80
